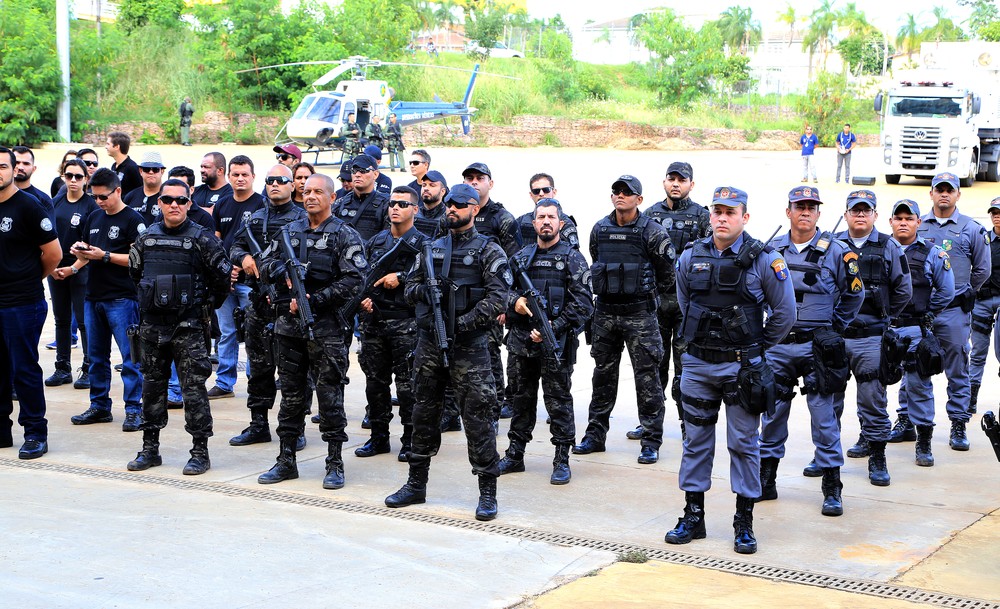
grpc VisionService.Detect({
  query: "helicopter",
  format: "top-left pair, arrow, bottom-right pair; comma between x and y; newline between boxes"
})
237,56 -> 511,165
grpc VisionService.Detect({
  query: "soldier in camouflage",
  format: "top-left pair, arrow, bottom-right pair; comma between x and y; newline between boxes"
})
341,112 -> 361,159
126,179 -> 234,475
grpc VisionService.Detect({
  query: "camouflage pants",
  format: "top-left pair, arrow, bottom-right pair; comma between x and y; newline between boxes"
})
245,303 -> 277,411
343,139 -> 360,158
506,353 -> 576,453
410,332 -> 499,476
584,308 -> 665,449
488,323 -> 506,419
139,321 -> 213,439
359,318 -> 417,438
658,296 -> 687,417
276,332 -> 348,443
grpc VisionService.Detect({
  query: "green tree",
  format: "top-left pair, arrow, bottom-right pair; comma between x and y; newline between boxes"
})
802,0 -> 839,75
715,6 -> 762,55
465,0 -> 510,60
116,0 -> 185,33
331,0 -> 418,58
836,33 -> 892,75
959,0 -> 998,37
777,4 -> 799,47
924,6 -> 966,41
636,10 -> 727,108
797,70 -> 861,146
896,13 -> 925,63
0,0 -> 61,143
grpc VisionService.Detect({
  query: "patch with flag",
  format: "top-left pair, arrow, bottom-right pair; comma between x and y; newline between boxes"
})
771,258 -> 789,281
942,239 -> 953,251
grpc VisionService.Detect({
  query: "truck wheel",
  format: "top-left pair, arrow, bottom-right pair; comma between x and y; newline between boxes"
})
988,161 -> 999,182
960,156 -> 977,187
885,174 -> 901,185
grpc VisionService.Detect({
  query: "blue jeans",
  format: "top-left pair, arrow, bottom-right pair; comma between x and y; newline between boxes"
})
85,298 -> 142,414
214,284 -> 251,392
0,300 -> 48,443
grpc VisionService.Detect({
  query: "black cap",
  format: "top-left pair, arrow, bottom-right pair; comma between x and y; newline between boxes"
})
462,162 -> 491,178
612,175 -> 642,195
338,164 -> 353,181
351,154 -> 378,172
666,161 -> 693,180
421,170 -> 447,187
444,183 -> 480,205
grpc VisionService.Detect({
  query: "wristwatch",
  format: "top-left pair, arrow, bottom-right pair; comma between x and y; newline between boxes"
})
70,266 -> 79,275
103,251 -> 111,264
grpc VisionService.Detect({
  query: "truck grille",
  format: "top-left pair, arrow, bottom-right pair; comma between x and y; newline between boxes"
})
899,126 -> 942,170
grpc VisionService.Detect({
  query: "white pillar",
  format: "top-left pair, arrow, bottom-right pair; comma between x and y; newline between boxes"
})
56,0 -> 71,142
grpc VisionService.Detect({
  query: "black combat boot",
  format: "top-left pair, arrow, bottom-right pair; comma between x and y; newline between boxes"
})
354,427 -> 391,458
665,491 -> 706,544
820,467 -> 844,516
970,381 -> 980,414
323,441 -> 346,489
888,413 -> 916,443
949,419 -> 970,451
257,438 -> 299,484
398,425 -> 412,462
915,425 -> 935,466
846,433 -> 870,458
867,441 -> 890,486
229,408 -> 272,446
385,460 -> 429,507
733,495 -> 757,554
182,437 -> 211,475
802,458 -> 822,477
756,457 -> 780,502
44,362 -> 74,387
550,444 -> 571,485
475,474 -> 498,521
497,442 -> 525,475
127,429 -> 162,471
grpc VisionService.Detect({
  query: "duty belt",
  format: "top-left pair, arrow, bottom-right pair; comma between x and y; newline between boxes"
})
843,323 -> 886,339
779,329 -> 816,345
893,315 -> 925,328
686,343 -> 763,363
595,296 -> 656,316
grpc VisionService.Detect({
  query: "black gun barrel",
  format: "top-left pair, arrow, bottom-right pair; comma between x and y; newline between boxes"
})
510,257 -> 563,366
277,225 -> 316,341
423,241 -> 450,367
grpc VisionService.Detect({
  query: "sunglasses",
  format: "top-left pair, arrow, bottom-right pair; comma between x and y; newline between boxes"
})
89,192 -> 112,201
531,186 -> 554,196
408,160 -> 424,166
446,200 -> 473,209
389,200 -> 415,208
265,176 -> 292,185
159,195 -> 190,206
276,153 -> 295,162
64,173 -> 86,181
81,160 -> 99,167
140,166 -> 163,174
352,167 -> 374,174
612,188 -> 636,196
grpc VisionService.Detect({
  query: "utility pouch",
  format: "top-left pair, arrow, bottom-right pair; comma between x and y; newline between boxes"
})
915,329 -> 945,377
811,327 -> 850,394
879,327 -> 910,386
737,357 -> 776,416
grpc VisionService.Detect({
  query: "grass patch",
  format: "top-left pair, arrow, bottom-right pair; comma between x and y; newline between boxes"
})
616,549 -> 649,564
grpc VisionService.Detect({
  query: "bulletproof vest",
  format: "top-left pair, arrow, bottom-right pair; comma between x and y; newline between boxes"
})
680,239 -> 765,348
591,215 -> 655,299
918,214 -> 978,288
518,211 -> 579,249
368,229 -> 423,316
415,232 -> 490,327
850,232 -> 892,320
645,199 -> 704,250
335,189 -> 387,241
474,201 -> 515,252
982,236 -> 1000,295
289,219 -> 347,295
138,222 -> 207,315
413,204 -> 444,238
509,243 -> 572,327
779,232 -> 840,326
901,240 -> 932,316
248,203 -> 306,248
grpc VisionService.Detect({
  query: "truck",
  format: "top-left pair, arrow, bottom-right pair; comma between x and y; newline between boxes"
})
874,42 -> 1000,187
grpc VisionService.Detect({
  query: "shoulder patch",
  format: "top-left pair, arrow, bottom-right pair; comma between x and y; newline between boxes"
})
939,250 -> 952,271
987,232 -> 992,245
850,277 -> 864,293
771,258 -> 789,281
843,251 -> 859,263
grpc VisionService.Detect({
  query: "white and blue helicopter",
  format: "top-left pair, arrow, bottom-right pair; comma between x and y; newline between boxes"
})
238,56 -> 512,165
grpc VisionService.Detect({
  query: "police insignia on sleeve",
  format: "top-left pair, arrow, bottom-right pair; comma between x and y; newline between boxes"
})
850,277 -> 864,292
771,258 -> 789,281
848,260 -> 859,275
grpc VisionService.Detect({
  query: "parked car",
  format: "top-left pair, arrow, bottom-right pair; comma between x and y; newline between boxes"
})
466,41 -> 523,59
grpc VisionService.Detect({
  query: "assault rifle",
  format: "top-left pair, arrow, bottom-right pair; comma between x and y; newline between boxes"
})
340,237 -> 419,320
422,241 -> 450,367
243,220 -> 279,308
509,256 -> 563,370
276,225 -> 316,341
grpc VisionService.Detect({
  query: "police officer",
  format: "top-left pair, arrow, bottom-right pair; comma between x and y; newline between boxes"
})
498,199 -> 593,484
179,97 -> 194,146
574,175 -> 675,464
355,186 -> 429,461
341,112 -> 361,159
889,200 -> 955,467
333,154 -> 390,241
515,174 -> 580,249
664,186 -> 795,554
386,113 -> 404,172
228,164 -> 307,448
831,190 -> 911,487
759,186 -> 864,516
365,115 -> 385,151
968,197 -> 1000,415
126,177 -> 232,474
414,170 -> 448,240
385,183 -> 512,521
634,161 -> 711,443
889,172 -> 989,450
257,174 -> 366,489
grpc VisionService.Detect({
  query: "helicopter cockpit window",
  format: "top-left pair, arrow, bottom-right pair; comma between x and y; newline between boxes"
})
305,97 -> 342,123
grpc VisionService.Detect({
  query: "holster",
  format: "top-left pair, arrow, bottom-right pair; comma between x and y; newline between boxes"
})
982,411 -> 1000,463
127,324 -> 142,364
233,306 -> 247,344
879,327 -> 911,386
811,327 -> 850,394
735,356 -> 776,416
915,330 -> 945,377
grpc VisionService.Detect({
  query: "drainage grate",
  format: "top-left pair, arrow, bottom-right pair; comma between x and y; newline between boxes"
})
3,457 -> 996,609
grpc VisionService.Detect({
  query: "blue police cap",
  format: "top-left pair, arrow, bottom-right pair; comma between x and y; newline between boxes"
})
444,183 -> 480,205
713,186 -> 748,207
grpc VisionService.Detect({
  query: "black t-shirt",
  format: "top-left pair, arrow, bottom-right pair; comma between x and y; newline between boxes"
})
192,182 -> 233,210
22,185 -> 55,221
188,205 -> 216,231
0,189 -> 59,307
376,173 -> 392,195
123,188 -> 161,225
82,206 -> 146,301
212,192 -> 264,253
52,192 -> 99,265
112,156 -> 143,197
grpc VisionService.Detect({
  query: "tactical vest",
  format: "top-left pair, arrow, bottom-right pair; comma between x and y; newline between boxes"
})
680,239 -> 765,348
779,232 -> 840,327
518,211 -> 579,249
850,232 -> 892,321
368,230 -> 423,318
646,199 -> 705,250
335,190 -> 387,241
413,205 -> 444,239
918,214 -> 979,288
508,243 -> 571,329
137,222 -> 207,317
591,215 -> 655,300
900,240 -> 932,318
289,219 -> 347,295
474,201 -> 517,253
979,236 -> 1000,297
415,233 -> 490,331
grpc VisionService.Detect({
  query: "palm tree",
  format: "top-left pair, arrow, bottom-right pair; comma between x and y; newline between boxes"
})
435,0 -> 460,49
716,6 -> 762,55
802,0 -> 838,76
924,6 -> 966,42
777,4 -> 798,48
896,13 -> 925,63
415,1 -> 439,45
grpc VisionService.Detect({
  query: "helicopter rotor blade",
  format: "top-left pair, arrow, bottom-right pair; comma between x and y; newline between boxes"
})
235,61 -> 342,74
312,62 -> 362,88
376,61 -> 520,80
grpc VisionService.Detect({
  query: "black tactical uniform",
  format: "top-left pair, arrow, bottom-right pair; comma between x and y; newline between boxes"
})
499,240 -> 593,484
228,200 -> 307,446
333,188 -> 390,242
414,202 -> 445,240
126,219 -> 233,474
516,210 -> 581,250
258,215 -> 366,489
